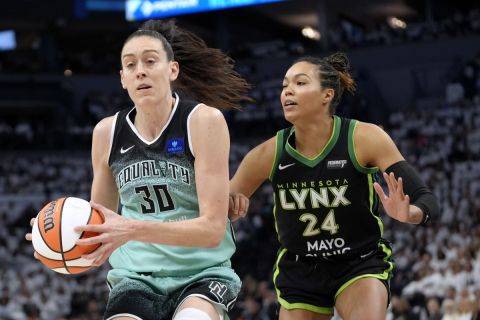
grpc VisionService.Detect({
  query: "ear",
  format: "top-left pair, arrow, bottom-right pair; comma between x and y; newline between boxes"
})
169,61 -> 180,82
323,88 -> 335,103
120,70 -> 126,90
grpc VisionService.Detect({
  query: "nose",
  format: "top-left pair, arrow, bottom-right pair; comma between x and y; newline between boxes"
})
136,62 -> 146,79
283,85 -> 293,97
281,87 -> 292,105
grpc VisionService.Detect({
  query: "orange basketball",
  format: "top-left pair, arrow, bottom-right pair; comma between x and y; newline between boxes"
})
31,197 -> 104,274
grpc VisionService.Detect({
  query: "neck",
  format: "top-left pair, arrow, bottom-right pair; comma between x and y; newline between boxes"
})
134,94 -> 175,141
293,115 -> 334,158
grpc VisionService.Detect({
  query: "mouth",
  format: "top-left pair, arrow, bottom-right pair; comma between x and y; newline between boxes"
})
137,84 -> 152,91
283,100 -> 298,108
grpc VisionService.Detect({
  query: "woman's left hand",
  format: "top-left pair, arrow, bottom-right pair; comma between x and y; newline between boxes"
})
228,192 -> 249,221
373,171 -> 410,223
75,201 -> 131,267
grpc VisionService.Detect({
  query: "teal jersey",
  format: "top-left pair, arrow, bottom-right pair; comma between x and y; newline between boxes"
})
107,93 -> 236,276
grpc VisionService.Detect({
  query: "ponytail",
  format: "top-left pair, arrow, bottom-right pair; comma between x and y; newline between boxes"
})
139,19 -> 251,110
296,52 -> 356,115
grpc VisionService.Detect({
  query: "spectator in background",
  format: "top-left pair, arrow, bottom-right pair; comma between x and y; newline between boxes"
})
441,299 -> 459,320
423,297 -> 443,320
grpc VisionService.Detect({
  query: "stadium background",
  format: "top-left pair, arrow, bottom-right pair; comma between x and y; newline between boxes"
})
0,0 -> 479,319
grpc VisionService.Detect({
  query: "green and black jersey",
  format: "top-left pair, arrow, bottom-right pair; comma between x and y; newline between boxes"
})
270,116 -> 382,259
107,93 -> 236,275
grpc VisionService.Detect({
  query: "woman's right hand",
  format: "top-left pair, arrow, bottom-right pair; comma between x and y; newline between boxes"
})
74,201 -> 130,267
228,193 -> 249,221
25,217 -> 40,259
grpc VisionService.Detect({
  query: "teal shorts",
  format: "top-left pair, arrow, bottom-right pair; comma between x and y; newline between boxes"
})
104,265 -> 241,320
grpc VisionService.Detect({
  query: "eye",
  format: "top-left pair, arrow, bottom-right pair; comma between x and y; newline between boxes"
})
125,62 -> 135,69
146,58 -> 156,65
297,81 -> 306,86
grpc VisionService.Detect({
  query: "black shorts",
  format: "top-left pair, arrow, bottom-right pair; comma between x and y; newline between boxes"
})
104,276 -> 239,320
273,240 -> 394,315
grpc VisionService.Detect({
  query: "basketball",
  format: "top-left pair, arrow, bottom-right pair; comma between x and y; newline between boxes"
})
31,197 -> 104,274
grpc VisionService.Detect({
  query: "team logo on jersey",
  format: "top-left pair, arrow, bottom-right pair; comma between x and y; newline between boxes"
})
327,159 -> 348,169
159,160 -> 168,177
208,281 -> 227,303
166,137 -> 184,154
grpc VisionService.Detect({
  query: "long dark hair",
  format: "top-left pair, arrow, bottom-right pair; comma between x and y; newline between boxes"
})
296,52 -> 356,115
123,19 -> 251,110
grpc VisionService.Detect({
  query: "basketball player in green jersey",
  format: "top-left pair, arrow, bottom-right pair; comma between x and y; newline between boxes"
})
72,20 -> 250,320
229,53 -> 439,320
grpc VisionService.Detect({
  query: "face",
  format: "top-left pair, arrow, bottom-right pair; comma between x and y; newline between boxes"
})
281,61 -> 333,123
120,36 -> 179,107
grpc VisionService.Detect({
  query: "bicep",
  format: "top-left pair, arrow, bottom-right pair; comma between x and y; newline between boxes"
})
90,118 -> 119,212
190,107 -> 230,220
230,137 -> 275,198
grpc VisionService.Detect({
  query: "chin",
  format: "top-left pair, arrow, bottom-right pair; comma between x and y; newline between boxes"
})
136,95 -> 156,104
283,109 -> 296,123
283,112 -> 296,124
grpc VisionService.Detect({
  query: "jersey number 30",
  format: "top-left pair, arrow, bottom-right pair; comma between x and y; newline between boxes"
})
135,184 -> 175,214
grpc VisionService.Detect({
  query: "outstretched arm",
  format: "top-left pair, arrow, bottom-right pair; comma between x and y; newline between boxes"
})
229,136 -> 276,220
355,122 -> 439,224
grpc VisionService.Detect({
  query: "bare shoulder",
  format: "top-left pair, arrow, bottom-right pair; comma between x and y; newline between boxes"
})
354,120 -> 403,169
188,104 -> 229,158
252,135 -> 276,154
93,115 -> 116,138
354,121 -> 388,142
353,121 -> 395,152
92,115 -> 117,155
190,104 -> 226,124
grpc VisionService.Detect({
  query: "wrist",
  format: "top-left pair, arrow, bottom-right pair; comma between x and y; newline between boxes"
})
409,205 -> 425,224
129,219 -> 145,241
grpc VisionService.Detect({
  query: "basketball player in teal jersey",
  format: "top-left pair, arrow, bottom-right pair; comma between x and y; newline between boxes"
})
229,53 -> 439,320
70,20 -> 250,320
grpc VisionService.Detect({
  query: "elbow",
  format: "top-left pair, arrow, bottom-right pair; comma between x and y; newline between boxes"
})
202,219 -> 227,248
206,236 -> 223,248
201,232 -> 224,248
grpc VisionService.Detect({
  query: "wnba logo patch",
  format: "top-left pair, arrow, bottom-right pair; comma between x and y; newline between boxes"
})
166,138 -> 184,154
327,159 -> 348,169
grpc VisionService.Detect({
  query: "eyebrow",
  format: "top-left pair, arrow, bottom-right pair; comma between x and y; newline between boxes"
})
283,73 -> 311,81
122,49 -> 160,59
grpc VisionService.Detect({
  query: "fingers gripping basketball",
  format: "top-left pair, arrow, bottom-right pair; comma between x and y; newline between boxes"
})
31,197 -> 104,274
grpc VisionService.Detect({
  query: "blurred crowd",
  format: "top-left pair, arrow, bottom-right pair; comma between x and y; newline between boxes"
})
1,7 -> 480,74
1,50 -> 480,319
1,7 -> 480,319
